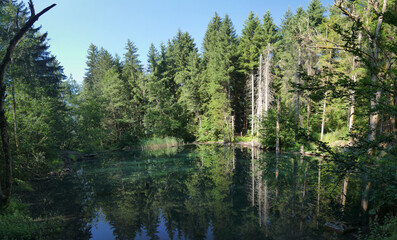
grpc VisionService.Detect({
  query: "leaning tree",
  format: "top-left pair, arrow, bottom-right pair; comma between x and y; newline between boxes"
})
0,0 -> 56,208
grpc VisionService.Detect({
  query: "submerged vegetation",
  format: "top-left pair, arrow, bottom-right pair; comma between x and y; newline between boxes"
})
0,0 -> 396,239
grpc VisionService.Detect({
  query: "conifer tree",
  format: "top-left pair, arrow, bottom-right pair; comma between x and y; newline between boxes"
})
84,43 -> 99,90
200,14 -> 239,141
122,40 -> 144,141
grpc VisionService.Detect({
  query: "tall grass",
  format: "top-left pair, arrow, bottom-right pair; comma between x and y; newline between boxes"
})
233,135 -> 253,143
322,127 -> 349,147
139,137 -> 182,150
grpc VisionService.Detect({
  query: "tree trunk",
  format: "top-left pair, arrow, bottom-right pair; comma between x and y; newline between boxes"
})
231,115 -> 235,142
0,106 -> 12,207
0,1 -> 56,208
264,45 -> 271,113
232,145 -> 235,170
379,113 -> 384,134
391,94 -> 396,134
251,71 -> 255,139
348,62 -> 357,135
317,159 -> 322,216
367,0 -> 386,145
11,83 -> 19,152
341,174 -> 349,212
296,47 -> 301,125
257,55 -> 263,138
275,153 -> 279,200
306,98 -> 311,137
363,1 -> 386,210
251,149 -> 255,207
348,31 -> 361,141
276,97 -> 281,154
361,180 -> 371,213
320,92 -> 327,141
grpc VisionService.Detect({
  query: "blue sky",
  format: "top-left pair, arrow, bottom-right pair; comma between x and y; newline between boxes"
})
32,0 -> 334,84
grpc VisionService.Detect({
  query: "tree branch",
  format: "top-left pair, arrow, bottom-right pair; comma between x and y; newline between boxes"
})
28,0 -> 35,17
334,1 -> 372,39
0,3 -> 56,84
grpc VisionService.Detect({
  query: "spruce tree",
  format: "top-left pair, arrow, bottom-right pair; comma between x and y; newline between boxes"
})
200,14 -> 239,141
238,11 -> 261,74
122,40 -> 144,141
84,43 -> 99,90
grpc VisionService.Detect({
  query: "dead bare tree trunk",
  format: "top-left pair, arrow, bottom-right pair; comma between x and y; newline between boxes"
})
367,0 -> 386,147
251,149 -> 255,207
276,97 -> 281,154
231,115 -> 235,142
320,92 -> 327,142
306,98 -> 311,137
297,47 -> 304,160
251,71 -> 255,142
264,44 -> 271,113
0,1 -> 56,208
348,59 -> 357,135
363,0 -> 387,212
296,47 -> 301,125
334,0 -> 388,215
257,55 -> 263,138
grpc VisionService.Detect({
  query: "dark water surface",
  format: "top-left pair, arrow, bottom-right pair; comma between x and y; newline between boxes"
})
24,145 -> 362,239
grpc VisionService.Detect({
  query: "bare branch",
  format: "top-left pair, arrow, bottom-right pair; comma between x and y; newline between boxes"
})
28,0 -> 35,17
373,0 -> 388,47
334,1 -> 372,39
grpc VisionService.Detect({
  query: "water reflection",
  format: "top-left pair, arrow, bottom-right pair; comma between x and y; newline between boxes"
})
24,145 -> 361,239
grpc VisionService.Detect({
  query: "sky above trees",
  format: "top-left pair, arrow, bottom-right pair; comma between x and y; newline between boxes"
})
33,0 -> 334,84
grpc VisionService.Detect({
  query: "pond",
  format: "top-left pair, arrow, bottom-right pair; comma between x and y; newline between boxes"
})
24,145 -> 362,239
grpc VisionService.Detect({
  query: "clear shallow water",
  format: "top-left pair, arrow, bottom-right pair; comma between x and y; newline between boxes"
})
24,145 -> 361,239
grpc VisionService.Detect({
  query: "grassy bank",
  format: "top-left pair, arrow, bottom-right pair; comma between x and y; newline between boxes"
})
139,137 -> 182,150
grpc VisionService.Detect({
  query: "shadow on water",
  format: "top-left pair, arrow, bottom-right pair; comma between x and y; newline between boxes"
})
21,145 -> 362,239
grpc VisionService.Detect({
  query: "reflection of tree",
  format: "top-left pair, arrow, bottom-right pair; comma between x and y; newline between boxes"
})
21,169 -> 98,239
247,149 -> 363,239
23,146 -> 363,239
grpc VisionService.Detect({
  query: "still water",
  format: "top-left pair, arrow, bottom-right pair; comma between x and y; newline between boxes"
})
26,145 -> 361,239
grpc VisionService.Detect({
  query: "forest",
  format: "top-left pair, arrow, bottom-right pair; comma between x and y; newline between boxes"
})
0,0 -> 396,239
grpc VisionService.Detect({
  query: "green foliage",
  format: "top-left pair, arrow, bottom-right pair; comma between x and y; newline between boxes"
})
367,216 -> 397,240
1,2 -> 396,237
0,1 -> 71,182
307,0 -> 326,27
0,200 -> 62,240
238,11 -> 261,73
260,101 -> 300,150
0,214 -> 43,240
198,14 -> 239,141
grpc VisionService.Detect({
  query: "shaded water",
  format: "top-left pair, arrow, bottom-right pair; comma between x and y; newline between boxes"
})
24,145 -> 362,239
